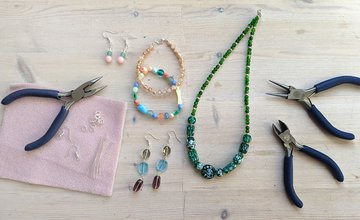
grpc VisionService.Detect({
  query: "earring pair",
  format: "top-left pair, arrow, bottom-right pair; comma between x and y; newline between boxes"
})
102,31 -> 128,64
133,131 -> 181,192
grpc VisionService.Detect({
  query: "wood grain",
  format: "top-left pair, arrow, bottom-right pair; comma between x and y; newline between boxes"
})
0,0 -> 360,219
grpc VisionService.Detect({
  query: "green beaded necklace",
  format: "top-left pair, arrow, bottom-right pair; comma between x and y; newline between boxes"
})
186,11 -> 261,179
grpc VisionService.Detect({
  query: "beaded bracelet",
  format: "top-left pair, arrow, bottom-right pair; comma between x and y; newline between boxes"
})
133,70 -> 183,120
136,39 -> 185,96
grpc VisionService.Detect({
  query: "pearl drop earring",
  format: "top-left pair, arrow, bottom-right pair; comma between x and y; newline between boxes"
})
102,30 -> 118,64
117,38 -> 129,64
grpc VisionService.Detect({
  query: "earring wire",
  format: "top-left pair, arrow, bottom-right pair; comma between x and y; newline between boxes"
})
145,132 -> 160,147
102,30 -> 118,50
167,130 -> 181,144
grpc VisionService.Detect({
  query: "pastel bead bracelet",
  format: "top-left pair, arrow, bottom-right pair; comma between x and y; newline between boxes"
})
138,66 -> 177,87
136,39 -> 185,96
133,69 -> 183,120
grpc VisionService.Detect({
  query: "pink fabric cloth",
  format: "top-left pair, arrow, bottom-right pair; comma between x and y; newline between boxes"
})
0,83 -> 127,196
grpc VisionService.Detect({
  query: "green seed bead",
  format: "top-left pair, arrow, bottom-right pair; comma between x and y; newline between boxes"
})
204,81 -> 209,87
201,84 -> 206,90
251,27 -> 256,35
245,125 -> 250,133
245,86 -> 249,94
244,95 -> 249,105
207,74 -> 213,81
224,49 -> 232,58
219,58 -> 225,65
247,48 -> 252,55
198,90 -> 203,96
252,16 -> 259,26
245,75 -> 250,86
245,106 -> 250,113
246,55 -> 251,66
231,43 -> 237,50
132,92 -> 137,100
239,142 -> 249,154
245,66 -> 250,74
191,109 -> 196,116
245,114 -> 250,125
236,34 -> 244,43
188,116 -> 196,124
243,26 -> 250,35
243,134 -> 252,143
174,109 -> 181,116
248,38 -> 253,47
188,148 -> 199,164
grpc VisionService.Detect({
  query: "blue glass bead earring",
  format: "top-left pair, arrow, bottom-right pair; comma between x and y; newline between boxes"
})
133,133 -> 159,192
152,131 -> 181,189
102,30 -> 117,64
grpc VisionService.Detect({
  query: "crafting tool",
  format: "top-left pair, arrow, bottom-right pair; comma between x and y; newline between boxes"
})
267,76 -> 360,140
272,120 -> 344,208
1,76 -> 107,151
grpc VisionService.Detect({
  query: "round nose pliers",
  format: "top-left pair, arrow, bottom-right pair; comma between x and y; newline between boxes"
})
272,120 -> 344,208
267,76 -> 360,140
1,76 -> 107,151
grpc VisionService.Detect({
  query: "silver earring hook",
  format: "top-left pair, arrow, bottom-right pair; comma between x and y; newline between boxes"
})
167,130 -> 181,143
102,30 -> 118,49
145,132 -> 160,147
122,37 -> 129,53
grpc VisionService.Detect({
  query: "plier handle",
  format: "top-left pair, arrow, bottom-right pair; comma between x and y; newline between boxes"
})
268,76 -> 360,140
272,120 -> 344,208
1,76 -> 106,151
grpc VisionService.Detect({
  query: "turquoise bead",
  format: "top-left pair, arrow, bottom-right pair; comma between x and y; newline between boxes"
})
243,134 -> 252,143
137,162 -> 149,175
137,104 -> 148,114
152,67 -> 158,73
120,51 -> 126,58
157,69 -> 164,76
156,159 -> 168,172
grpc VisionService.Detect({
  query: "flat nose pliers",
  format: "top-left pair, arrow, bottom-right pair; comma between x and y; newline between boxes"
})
1,76 -> 107,151
272,120 -> 344,208
267,76 -> 360,140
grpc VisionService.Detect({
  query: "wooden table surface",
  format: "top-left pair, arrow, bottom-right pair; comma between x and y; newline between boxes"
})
0,1 -> 360,219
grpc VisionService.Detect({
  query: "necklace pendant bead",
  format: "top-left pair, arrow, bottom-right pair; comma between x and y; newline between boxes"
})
188,148 -> 199,164
240,143 -> 249,154
201,165 -> 216,179
187,125 -> 195,136
186,137 -> 196,149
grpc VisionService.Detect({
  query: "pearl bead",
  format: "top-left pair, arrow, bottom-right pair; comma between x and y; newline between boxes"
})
105,56 -> 112,63
117,56 -> 125,64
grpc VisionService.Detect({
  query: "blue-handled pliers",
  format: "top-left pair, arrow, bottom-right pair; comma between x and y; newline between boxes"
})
1,76 -> 107,151
267,76 -> 360,140
272,120 -> 344,208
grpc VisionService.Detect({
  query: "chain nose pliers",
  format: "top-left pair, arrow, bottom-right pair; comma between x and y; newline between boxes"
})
272,120 -> 344,208
1,76 -> 107,151
267,76 -> 360,140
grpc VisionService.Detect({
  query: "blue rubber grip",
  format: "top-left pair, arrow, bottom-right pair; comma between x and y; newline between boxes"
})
24,106 -> 69,151
300,145 -> 344,182
309,104 -> 355,140
1,89 -> 60,105
284,155 -> 303,208
315,76 -> 360,93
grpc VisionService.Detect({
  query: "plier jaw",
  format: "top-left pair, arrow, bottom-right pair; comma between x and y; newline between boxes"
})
58,76 -> 107,110
267,80 -> 316,109
272,120 -> 303,156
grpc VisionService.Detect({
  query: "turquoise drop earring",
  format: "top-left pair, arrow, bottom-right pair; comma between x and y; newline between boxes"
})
133,133 -> 159,192
152,131 -> 180,189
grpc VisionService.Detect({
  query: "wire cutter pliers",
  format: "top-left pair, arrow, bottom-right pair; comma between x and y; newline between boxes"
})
272,120 -> 344,208
1,76 -> 107,151
267,76 -> 360,140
